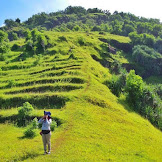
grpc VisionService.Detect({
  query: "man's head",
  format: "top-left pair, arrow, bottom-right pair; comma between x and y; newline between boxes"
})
44,111 -> 51,117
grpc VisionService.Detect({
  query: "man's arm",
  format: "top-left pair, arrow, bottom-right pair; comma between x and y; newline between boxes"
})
38,118 -> 44,124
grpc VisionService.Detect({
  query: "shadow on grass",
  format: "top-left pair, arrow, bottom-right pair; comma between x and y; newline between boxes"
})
18,135 -> 36,140
0,114 -> 63,127
13,152 -> 42,162
0,95 -> 68,109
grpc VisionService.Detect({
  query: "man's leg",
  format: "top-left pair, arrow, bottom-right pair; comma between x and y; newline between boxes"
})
46,132 -> 51,153
42,134 -> 47,153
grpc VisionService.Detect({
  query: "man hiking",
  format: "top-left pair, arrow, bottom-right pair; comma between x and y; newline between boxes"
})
38,111 -> 52,154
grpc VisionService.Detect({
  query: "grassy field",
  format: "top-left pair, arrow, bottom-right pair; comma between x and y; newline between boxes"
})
0,31 -> 162,162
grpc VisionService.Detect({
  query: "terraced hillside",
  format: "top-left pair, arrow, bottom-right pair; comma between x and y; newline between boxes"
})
0,32 -> 162,161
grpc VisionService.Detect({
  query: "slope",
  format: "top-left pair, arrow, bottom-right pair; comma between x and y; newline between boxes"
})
0,32 -> 162,162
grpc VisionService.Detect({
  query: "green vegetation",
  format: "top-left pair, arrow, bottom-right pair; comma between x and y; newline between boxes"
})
106,70 -> 162,129
17,102 -> 34,126
0,7 -> 162,161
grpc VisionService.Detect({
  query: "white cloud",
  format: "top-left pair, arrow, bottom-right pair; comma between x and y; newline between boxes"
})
67,0 -> 162,21
0,24 -> 5,27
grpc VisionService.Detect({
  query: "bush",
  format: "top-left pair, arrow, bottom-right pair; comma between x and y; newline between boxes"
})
0,54 -> 7,61
0,42 -> 10,54
104,73 -> 126,97
25,40 -> 33,51
18,102 -> 34,117
78,37 -> 86,46
132,45 -> 162,76
73,25 -> 80,31
125,70 -> 144,108
91,26 -> 101,31
31,117 -> 38,129
11,32 -> 19,40
24,127 -> 36,138
11,44 -> 19,51
68,53 -> 77,60
51,120 -> 57,131
58,36 -> 67,42
33,54 -> 42,66
17,102 -> 34,126
36,34 -> 47,53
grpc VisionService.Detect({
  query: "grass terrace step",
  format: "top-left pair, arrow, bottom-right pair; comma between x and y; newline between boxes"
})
30,64 -> 81,75
0,92 -> 73,109
0,76 -> 86,90
4,83 -> 84,94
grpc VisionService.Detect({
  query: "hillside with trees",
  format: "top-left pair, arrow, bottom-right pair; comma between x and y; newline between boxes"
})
0,6 -> 162,161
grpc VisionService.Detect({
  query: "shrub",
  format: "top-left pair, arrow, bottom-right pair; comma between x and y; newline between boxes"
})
25,40 -> 33,51
153,84 -> 162,99
0,54 -> 7,61
51,120 -> 57,131
73,25 -> 80,31
31,117 -> 38,129
78,36 -> 86,46
125,70 -> 144,108
0,42 -> 10,54
36,34 -> 47,53
24,127 -> 36,138
91,26 -> 101,31
104,73 -> 126,97
33,54 -> 42,66
17,102 -> 34,126
58,36 -> 67,42
68,53 -> 77,60
11,32 -> 18,40
11,43 -> 19,51
132,45 -> 162,76
18,102 -> 34,117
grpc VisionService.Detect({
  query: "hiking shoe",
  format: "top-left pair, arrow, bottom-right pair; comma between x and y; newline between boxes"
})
44,151 -> 47,155
47,151 -> 50,154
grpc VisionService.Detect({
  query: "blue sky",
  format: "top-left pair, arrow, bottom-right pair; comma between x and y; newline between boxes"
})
0,0 -> 69,26
0,0 -> 162,27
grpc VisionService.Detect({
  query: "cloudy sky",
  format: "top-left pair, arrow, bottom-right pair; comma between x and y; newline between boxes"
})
0,0 -> 162,26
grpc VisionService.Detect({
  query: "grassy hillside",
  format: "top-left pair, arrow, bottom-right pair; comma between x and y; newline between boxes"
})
0,32 -> 162,161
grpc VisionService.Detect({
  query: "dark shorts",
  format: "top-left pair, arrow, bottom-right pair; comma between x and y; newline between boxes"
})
42,130 -> 50,134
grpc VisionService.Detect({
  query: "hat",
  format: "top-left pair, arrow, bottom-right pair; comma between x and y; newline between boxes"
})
44,111 -> 51,116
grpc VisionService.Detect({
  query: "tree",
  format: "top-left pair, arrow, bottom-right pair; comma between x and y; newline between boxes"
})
111,20 -> 122,35
17,102 -> 34,126
36,34 -> 47,53
73,25 -> 80,31
123,24 -> 135,36
129,32 -> 143,45
91,25 -> 101,31
151,24 -> 162,37
15,18 -> 21,23
8,32 -> 18,41
142,33 -> 155,47
65,6 -> 86,14
154,39 -> 162,54
87,8 -> 103,13
4,19 -> 18,28
132,45 -> 162,75
125,70 -> 144,108
31,29 -> 39,42
0,31 -> 10,54
0,30 -> 8,43
24,29 -> 32,41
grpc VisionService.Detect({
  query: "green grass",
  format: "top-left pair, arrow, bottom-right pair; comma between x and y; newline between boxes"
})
0,31 -> 162,161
